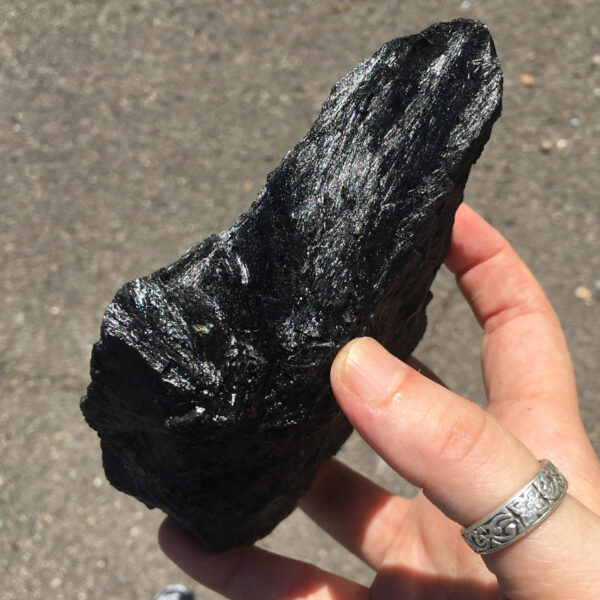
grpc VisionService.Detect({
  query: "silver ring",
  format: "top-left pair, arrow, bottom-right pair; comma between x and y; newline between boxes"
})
461,459 -> 568,555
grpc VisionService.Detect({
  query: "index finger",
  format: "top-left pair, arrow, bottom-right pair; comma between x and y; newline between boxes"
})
444,204 -> 594,467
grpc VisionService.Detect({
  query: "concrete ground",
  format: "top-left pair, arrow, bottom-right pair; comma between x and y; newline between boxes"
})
1,1 -> 599,598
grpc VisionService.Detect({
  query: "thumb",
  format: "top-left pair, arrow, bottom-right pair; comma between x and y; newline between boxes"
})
331,337 -> 600,599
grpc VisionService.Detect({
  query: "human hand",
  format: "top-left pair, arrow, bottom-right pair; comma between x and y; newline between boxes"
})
158,204 -> 600,599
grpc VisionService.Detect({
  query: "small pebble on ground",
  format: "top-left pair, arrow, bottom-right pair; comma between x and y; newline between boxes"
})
520,73 -> 536,86
574,286 -> 593,306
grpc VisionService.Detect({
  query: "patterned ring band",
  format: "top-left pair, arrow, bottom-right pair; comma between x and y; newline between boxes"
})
461,459 -> 568,555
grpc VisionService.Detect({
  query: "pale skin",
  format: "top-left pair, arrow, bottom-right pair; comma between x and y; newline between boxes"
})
159,204 -> 600,599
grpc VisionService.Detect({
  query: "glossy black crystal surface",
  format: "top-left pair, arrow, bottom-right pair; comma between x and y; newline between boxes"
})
81,19 -> 502,551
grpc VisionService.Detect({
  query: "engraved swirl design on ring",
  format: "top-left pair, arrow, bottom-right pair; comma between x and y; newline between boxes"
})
461,460 -> 568,554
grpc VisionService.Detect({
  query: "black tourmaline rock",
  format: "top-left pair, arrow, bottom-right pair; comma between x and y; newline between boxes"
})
82,19 -> 502,551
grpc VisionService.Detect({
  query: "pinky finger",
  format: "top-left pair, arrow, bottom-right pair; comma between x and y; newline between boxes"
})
158,518 -> 368,600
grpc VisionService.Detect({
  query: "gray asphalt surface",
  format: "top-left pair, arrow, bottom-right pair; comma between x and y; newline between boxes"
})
1,1 -> 599,599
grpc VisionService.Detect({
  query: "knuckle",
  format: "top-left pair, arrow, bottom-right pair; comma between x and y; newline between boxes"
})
388,366 -> 416,400
224,547 -> 254,597
433,406 -> 492,464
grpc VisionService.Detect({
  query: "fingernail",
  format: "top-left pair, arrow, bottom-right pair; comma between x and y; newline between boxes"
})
340,337 -> 407,404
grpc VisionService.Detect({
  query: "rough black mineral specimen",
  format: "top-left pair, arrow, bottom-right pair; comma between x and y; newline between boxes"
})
81,19 -> 502,552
